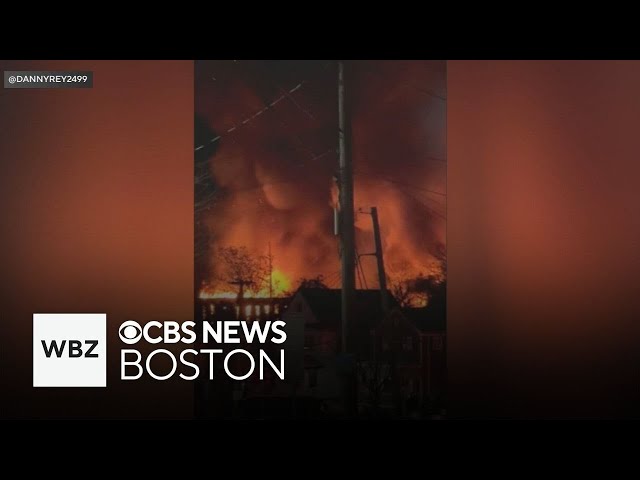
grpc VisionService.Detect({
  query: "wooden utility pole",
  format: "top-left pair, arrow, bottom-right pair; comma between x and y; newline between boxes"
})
338,60 -> 358,418
371,207 -> 390,313
338,60 -> 356,354
229,279 -> 250,320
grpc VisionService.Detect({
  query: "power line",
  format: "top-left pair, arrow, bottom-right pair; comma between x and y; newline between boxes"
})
356,175 -> 446,221
354,172 -> 447,198
323,270 -> 342,288
195,61 -> 333,152
195,81 -> 309,152
206,152 -> 334,198
355,246 -> 369,290
395,188 -> 447,221
247,63 -> 337,164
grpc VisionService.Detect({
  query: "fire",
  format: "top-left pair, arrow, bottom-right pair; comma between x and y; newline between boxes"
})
198,290 -> 236,300
198,268 -> 292,300
268,269 -> 292,296
197,61 -> 446,302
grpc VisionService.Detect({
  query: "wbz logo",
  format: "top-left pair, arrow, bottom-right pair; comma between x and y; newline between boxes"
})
41,339 -> 99,358
33,314 -> 106,387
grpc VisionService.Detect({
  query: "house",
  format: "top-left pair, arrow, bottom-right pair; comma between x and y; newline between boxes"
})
367,282 -> 446,416
281,288 -> 398,413
194,295 -> 293,418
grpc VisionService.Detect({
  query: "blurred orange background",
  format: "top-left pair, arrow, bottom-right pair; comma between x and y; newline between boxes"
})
0,60 -> 194,418
448,60 -> 640,417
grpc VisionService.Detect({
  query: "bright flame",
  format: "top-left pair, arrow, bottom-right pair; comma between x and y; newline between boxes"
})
198,268 -> 292,300
197,61 -> 446,310
268,269 -> 291,296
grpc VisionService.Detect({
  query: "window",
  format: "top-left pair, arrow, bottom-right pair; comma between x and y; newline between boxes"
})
296,301 -> 302,313
403,336 -> 413,351
432,336 -> 443,351
382,341 -> 389,352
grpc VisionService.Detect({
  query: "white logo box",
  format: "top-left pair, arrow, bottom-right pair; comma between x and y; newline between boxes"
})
33,313 -> 107,387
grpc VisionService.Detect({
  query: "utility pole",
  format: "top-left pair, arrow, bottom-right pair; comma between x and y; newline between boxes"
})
371,207 -> 390,313
338,60 -> 356,354
338,60 -> 358,418
229,279 -> 249,320
358,207 -> 390,314
369,206 -> 398,415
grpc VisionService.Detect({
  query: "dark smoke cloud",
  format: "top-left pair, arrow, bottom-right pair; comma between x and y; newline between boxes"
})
195,60 -> 446,291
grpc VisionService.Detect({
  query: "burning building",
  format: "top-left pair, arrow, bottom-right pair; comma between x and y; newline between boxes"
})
194,60 -> 446,419
195,60 -> 446,302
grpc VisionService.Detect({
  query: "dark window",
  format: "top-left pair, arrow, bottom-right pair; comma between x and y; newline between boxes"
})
296,302 -> 303,313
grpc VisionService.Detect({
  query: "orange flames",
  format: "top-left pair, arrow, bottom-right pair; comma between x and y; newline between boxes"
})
197,61 -> 446,301
199,268 -> 292,300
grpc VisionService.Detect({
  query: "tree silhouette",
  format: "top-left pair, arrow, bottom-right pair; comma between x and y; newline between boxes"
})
215,246 -> 269,302
358,359 -> 391,416
390,251 -> 447,308
390,274 -> 429,308
297,274 -> 329,290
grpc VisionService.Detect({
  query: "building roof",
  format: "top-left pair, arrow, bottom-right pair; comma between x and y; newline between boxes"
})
402,283 -> 446,332
296,288 -> 399,331
401,307 -> 446,332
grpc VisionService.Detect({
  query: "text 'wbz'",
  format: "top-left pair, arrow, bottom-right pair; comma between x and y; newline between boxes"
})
119,320 -> 287,382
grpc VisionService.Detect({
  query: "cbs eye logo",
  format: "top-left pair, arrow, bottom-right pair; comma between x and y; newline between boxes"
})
119,320 -> 142,344
118,320 -> 197,345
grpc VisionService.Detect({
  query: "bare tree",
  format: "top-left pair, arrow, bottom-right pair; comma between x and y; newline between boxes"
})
390,274 -> 429,308
297,274 -> 329,290
390,249 -> 447,308
358,359 -> 391,416
215,246 -> 269,301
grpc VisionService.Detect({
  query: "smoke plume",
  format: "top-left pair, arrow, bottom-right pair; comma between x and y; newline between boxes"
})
195,60 -> 446,295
